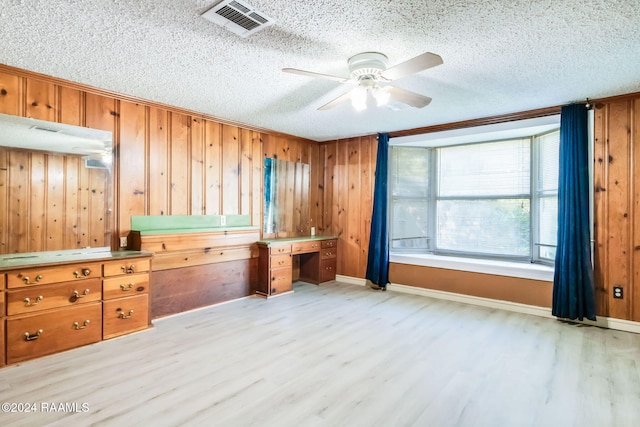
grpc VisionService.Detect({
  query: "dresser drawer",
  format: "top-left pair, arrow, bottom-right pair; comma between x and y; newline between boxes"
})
103,294 -> 149,339
321,239 -> 337,249
0,291 -> 4,316
6,302 -> 102,364
269,267 -> 292,295
103,258 -> 151,277
269,244 -> 291,255
6,262 -> 102,288
291,240 -> 321,254
6,278 -> 102,315
103,273 -> 149,300
1,273 -> 5,289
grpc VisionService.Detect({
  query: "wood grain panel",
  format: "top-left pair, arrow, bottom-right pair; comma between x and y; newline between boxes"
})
170,112 -> 190,215
63,156 -> 81,249
58,86 -> 83,126
593,103 -> 608,316
8,150 -> 30,253
204,120 -> 221,215
190,117 -> 205,215
149,107 -> 169,215
118,100 -> 147,234
0,149 -> 6,253
25,78 -> 56,121
606,100 -> 631,320
0,71 -> 21,115
632,98 -> 640,321
46,154 -> 65,251
30,152 -> 46,252
252,131 -> 262,227
150,258 -> 256,319
222,124 -> 240,215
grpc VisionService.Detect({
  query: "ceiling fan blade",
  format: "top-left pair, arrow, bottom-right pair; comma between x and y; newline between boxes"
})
318,88 -> 355,110
386,86 -> 432,109
381,52 -> 443,81
282,68 -> 349,83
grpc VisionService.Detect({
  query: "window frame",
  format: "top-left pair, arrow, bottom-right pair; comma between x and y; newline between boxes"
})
389,127 -> 560,265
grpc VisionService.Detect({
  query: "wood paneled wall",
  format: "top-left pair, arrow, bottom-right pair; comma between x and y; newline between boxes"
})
0,65 -> 320,251
593,94 -> 640,321
320,135 -> 377,279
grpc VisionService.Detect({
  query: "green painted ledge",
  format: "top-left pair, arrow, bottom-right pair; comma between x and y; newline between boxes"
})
131,215 -> 258,235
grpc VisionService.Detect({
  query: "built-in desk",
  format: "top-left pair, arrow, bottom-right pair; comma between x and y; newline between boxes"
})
256,236 -> 337,297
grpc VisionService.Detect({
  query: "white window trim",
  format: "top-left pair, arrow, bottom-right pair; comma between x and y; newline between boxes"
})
390,253 -> 554,282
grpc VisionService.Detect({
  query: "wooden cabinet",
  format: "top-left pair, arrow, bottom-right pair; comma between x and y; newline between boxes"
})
257,237 -> 337,298
1,251 -> 152,367
258,243 -> 292,297
102,258 -> 151,339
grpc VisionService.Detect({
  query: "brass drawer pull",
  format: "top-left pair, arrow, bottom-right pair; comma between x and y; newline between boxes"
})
121,264 -> 136,274
23,295 -> 44,306
118,309 -> 134,319
72,289 -> 90,299
24,329 -> 43,341
73,268 -> 91,278
73,320 -> 91,330
120,283 -> 134,291
22,274 -> 43,285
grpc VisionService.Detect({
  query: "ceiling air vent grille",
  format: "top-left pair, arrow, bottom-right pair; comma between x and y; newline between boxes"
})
201,0 -> 274,37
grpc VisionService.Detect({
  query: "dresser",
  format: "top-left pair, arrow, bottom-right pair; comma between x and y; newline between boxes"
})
257,237 -> 338,297
1,250 -> 152,366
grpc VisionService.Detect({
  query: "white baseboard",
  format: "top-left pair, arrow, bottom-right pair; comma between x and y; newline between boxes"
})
335,275 -> 640,334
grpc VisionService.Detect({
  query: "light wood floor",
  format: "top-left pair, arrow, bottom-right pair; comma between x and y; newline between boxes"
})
1,281 -> 640,427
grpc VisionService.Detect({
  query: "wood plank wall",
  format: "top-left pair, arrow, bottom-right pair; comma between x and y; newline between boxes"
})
320,135 -> 377,279
593,95 -> 640,321
0,65 -> 320,253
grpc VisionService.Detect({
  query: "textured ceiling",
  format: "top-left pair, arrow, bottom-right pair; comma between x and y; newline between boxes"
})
1,0 -> 639,141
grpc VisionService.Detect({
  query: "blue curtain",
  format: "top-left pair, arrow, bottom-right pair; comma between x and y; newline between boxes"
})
365,133 -> 390,289
552,103 -> 596,321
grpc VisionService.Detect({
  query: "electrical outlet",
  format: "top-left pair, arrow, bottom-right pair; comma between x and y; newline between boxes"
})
613,285 -> 624,299
220,215 -> 226,226
120,236 -> 128,248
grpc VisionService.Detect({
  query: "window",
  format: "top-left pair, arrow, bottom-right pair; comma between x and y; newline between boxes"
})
390,128 -> 560,264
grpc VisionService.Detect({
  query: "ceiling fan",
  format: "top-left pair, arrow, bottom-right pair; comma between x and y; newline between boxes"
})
283,51 -> 443,111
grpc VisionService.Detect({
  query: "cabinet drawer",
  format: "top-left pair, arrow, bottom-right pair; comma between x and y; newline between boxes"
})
269,244 -> 291,255
1,273 -> 5,289
291,240 -> 321,254
103,258 -> 150,277
103,294 -> 149,339
103,273 -> 149,300
321,239 -> 337,249
319,259 -> 337,283
0,291 -> 4,316
6,278 -> 102,315
270,267 -> 292,295
6,262 -> 102,288
320,248 -> 337,259
270,254 -> 292,269
6,302 -> 102,364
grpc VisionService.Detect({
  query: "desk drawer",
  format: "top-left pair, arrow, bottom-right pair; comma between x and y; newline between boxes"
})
103,273 -> 149,300
291,241 -> 321,254
103,294 -> 149,339
321,239 -> 337,249
6,278 -> 102,315
6,303 -> 102,364
269,244 -> 291,255
320,247 -> 337,259
319,259 -> 337,283
6,263 -> 102,288
271,254 -> 292,269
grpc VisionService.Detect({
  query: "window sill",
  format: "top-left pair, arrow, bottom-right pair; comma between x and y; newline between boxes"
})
389,253 -> 554,282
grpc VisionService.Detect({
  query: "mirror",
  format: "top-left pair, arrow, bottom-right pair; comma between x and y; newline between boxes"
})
264,158 -> 310,236
0,113 -> 113,255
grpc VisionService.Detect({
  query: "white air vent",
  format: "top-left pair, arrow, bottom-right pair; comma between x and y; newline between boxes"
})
201,0 -> 274,37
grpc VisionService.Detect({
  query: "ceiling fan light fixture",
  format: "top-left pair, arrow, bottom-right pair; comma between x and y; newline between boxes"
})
351,86 -> 368,111
372,86 -> 390,107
